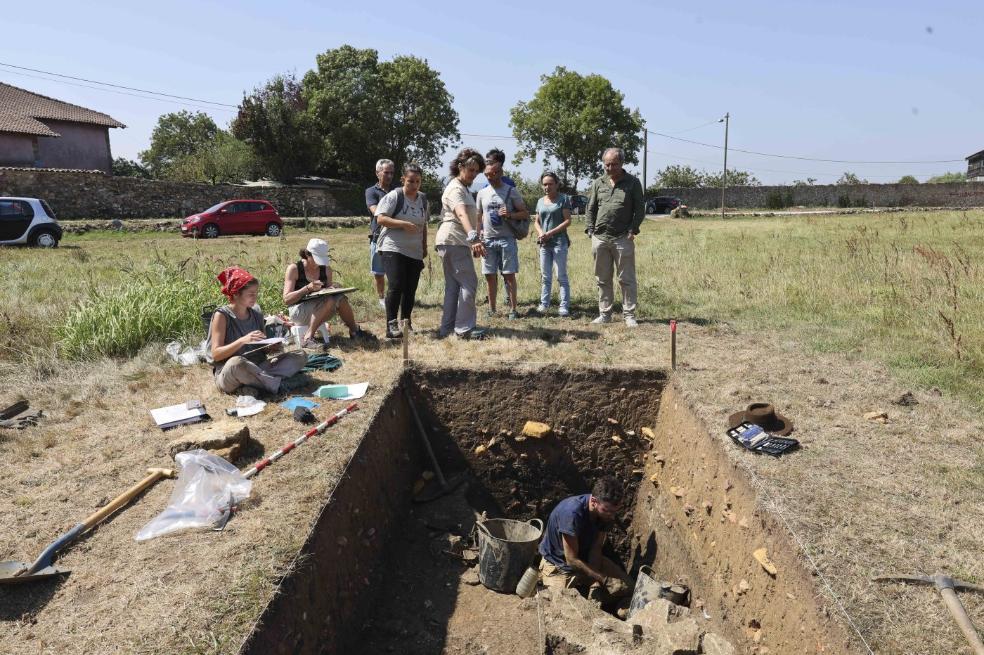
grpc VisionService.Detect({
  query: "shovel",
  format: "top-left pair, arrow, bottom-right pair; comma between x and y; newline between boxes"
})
0,467 -> 175,584
403,386 -> 467,503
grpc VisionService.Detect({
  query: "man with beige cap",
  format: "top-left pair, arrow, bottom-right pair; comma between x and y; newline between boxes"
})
282,238 -> 375,347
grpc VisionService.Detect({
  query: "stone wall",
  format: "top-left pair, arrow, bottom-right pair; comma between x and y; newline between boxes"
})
657,181 -> 984,209
0,167 -> 364,219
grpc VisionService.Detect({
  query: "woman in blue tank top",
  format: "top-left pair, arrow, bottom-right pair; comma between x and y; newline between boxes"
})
534,172 -> 572,317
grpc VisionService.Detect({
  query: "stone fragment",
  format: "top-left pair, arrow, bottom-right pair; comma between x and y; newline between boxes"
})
611,435 -> 624,445
657,616 -> 701,654
625,429 -> 636,437
670,486 -> 685,498
462,568 -> 481,586
701,633 -> 736,655
650,472 -> 660,484
421,470 -> 435,481
736,579 -> 750,595
522,421 -> 552,439
753,548 -> 778,576
863,410 -> 889,423
893,391 -> 918,407
167,423 -> 249,459
607,417 -> 620,426
474,445 -> 487,455
630,597 -> 674,628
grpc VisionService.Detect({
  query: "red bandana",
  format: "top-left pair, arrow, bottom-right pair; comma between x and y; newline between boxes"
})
216,266 -> 255,300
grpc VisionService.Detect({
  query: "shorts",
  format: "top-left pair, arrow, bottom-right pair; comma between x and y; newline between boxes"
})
481,237 -> 519,275
369,239 -> 384,276
287,294 -> 344,324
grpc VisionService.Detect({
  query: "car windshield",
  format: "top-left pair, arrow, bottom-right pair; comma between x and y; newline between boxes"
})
203,202 -> 227,214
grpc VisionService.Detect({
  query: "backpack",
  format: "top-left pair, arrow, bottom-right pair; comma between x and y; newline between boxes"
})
503,186 -> 530,240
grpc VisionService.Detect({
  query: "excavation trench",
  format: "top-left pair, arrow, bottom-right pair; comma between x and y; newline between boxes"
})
240,367 -> 853,655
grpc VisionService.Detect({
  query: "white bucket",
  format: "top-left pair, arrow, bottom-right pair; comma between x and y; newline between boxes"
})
291,326 -> 307,346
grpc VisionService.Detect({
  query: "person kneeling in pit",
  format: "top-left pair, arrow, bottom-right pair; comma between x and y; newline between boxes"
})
283,238 -> 376,348
209,266 -> 308,396
538,476 -> 633,597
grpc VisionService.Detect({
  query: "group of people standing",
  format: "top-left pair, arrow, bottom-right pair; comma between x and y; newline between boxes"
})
367,145 -> 645,339
204,145 -> 645,396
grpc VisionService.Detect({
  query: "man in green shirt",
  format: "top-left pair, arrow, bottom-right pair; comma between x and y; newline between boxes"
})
585,147 -> 644,327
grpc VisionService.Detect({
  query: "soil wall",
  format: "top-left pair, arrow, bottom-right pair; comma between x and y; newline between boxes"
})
628,383 -> 858,654
238,382 -> 420,655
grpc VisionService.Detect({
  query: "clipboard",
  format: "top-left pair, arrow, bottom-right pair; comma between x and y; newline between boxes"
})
298,286 -> 358,302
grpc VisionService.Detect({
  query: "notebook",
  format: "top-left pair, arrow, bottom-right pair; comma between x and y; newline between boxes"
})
151,399 -> 208,430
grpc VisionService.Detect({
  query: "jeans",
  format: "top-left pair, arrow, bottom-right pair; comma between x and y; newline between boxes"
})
591,234 -> 637,317
380,250 -> 424,324
539,239 -> 570,311
436,245 -> 478,336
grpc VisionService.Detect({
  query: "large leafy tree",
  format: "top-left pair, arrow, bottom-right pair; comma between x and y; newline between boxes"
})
303,46 -> 459,180
139,111 -> 219,178
232,73 -> 318,183
649,164 -> 759,191
509,67 -> 644,191
170,132 -> 260,185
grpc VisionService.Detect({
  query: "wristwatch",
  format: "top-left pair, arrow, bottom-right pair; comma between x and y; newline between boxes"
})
467,229 -> 480,244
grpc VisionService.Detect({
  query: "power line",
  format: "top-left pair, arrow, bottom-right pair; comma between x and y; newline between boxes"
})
0,68 -> 238,114
664,118 -> 722,135
646,128 -> 964,164
460,131 -> 518,140
0,61 -> 238,108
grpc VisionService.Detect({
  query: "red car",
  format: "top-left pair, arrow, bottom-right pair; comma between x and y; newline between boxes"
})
181,200 -> 283,238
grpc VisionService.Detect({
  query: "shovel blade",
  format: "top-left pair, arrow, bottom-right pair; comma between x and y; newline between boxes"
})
0,560 -> 68,584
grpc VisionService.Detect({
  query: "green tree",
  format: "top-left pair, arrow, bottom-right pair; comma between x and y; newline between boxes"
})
139,111 -> 219,177
836,171 -> 868,185
510,66 -> 644,191
897,175 -> 920,184
926,171 -> 966,183
792,178 -> 817,186
303,46 -> 459,180
232,73 -> 318,183
703,169 -> 760,188
170,132 -> 259,185
112,157 -> 149,178
650,165 -> 704,189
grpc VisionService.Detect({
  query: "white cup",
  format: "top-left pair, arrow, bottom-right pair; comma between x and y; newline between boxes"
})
291,325 -> 307,347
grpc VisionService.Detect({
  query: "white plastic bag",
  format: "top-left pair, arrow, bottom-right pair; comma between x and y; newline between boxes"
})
165,340 -> 201,366
135,449 -> 251,541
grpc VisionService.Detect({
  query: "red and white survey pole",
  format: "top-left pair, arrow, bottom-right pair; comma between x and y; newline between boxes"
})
243,402 -> 359,479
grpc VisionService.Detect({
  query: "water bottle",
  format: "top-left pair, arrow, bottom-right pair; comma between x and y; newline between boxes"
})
515,553 -> 542,598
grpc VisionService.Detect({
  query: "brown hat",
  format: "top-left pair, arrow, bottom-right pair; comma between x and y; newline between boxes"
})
728,403 -> 794,436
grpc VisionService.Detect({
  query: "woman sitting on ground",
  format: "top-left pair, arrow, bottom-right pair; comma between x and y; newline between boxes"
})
209,266 -> 308,396
282,237 -> 375,347
375,162 -> 429,339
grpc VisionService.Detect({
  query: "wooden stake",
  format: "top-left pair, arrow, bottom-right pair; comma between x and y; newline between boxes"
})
670,319 -> 677,370
402,319 -> 409,367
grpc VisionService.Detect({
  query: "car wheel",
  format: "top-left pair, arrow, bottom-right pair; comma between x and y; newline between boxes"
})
265,222 -> 282,237
31,229 -> 59,248
202,224 -> 220,239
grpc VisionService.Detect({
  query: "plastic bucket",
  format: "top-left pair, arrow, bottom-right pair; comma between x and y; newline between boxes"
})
475,518 -> 544,593
627,565 -> 662,618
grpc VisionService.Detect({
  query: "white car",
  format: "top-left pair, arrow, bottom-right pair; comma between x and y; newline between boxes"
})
0,197 -> 63,248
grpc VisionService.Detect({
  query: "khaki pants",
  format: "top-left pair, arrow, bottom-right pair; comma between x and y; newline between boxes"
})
214,351 -> 308,395
591,234 -> 637,318
539,556 -> 626,592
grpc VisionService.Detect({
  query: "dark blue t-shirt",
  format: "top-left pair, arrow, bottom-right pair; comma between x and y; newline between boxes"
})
539,494 -> 601,571
365,183 -> 393,239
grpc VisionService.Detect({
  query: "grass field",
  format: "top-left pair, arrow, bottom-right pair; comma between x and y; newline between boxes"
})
1,210 -> 982,654
2,210 -> 981,411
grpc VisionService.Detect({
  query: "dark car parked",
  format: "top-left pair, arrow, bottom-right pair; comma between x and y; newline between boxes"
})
181,200 -> 283,238
646,196 -> 682,215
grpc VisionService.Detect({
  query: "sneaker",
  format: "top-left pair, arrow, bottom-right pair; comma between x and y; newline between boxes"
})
456,327 -> 488,340
486,309 -> 498,318
507,310 -> 519,320
386,320 -> 402,340
278,374 -> 309,393
624,316 -> 639,328
535,304 -> 549,314
591,314 -> 612,325
558,309 -> 570,318
378,298 -> 386,310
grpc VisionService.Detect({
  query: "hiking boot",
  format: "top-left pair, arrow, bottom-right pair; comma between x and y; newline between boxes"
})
624,316 -> 639,328
457,327 -> 488,341
591,314 -> 611,325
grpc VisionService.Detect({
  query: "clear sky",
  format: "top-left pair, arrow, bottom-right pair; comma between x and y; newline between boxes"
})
3,0 -> 980,185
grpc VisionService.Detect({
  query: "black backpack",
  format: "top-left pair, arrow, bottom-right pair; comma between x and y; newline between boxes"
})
390,189 -> 429,220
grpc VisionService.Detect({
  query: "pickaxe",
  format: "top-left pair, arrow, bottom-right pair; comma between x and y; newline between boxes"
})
873,573 -> 984,655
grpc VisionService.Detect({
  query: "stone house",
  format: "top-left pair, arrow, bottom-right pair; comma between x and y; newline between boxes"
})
967,149 -> 984,182
0,82 -> 125,173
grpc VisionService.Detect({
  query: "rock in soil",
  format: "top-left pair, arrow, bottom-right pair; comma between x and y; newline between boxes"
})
701,632 -> 737,655
167,423 -> 250,459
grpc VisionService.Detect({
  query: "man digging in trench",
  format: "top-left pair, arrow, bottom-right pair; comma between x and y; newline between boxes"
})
538,476 -> 633,599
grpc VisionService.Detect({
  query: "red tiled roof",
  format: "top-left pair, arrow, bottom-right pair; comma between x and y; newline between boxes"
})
0,82 -> 125,136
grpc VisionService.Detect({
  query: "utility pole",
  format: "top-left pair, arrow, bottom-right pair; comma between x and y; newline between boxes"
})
720,112 -> 729,220
642,129 -> 648,196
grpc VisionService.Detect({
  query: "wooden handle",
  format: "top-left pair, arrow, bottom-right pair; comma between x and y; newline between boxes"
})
82,468 -> 175,531
940,587 -> 984,655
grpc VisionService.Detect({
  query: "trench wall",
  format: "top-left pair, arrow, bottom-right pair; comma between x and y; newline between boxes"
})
238,382 -> 419,655
658,181 -> 984,209
628,383 -> 857,654
0,168 -> 363,219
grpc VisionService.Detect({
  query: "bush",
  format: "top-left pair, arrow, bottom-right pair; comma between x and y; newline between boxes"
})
837,194 -> 851,208
765,189 -> 795,210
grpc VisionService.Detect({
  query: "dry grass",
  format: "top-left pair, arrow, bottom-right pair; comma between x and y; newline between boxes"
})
0,212 -> 981,654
